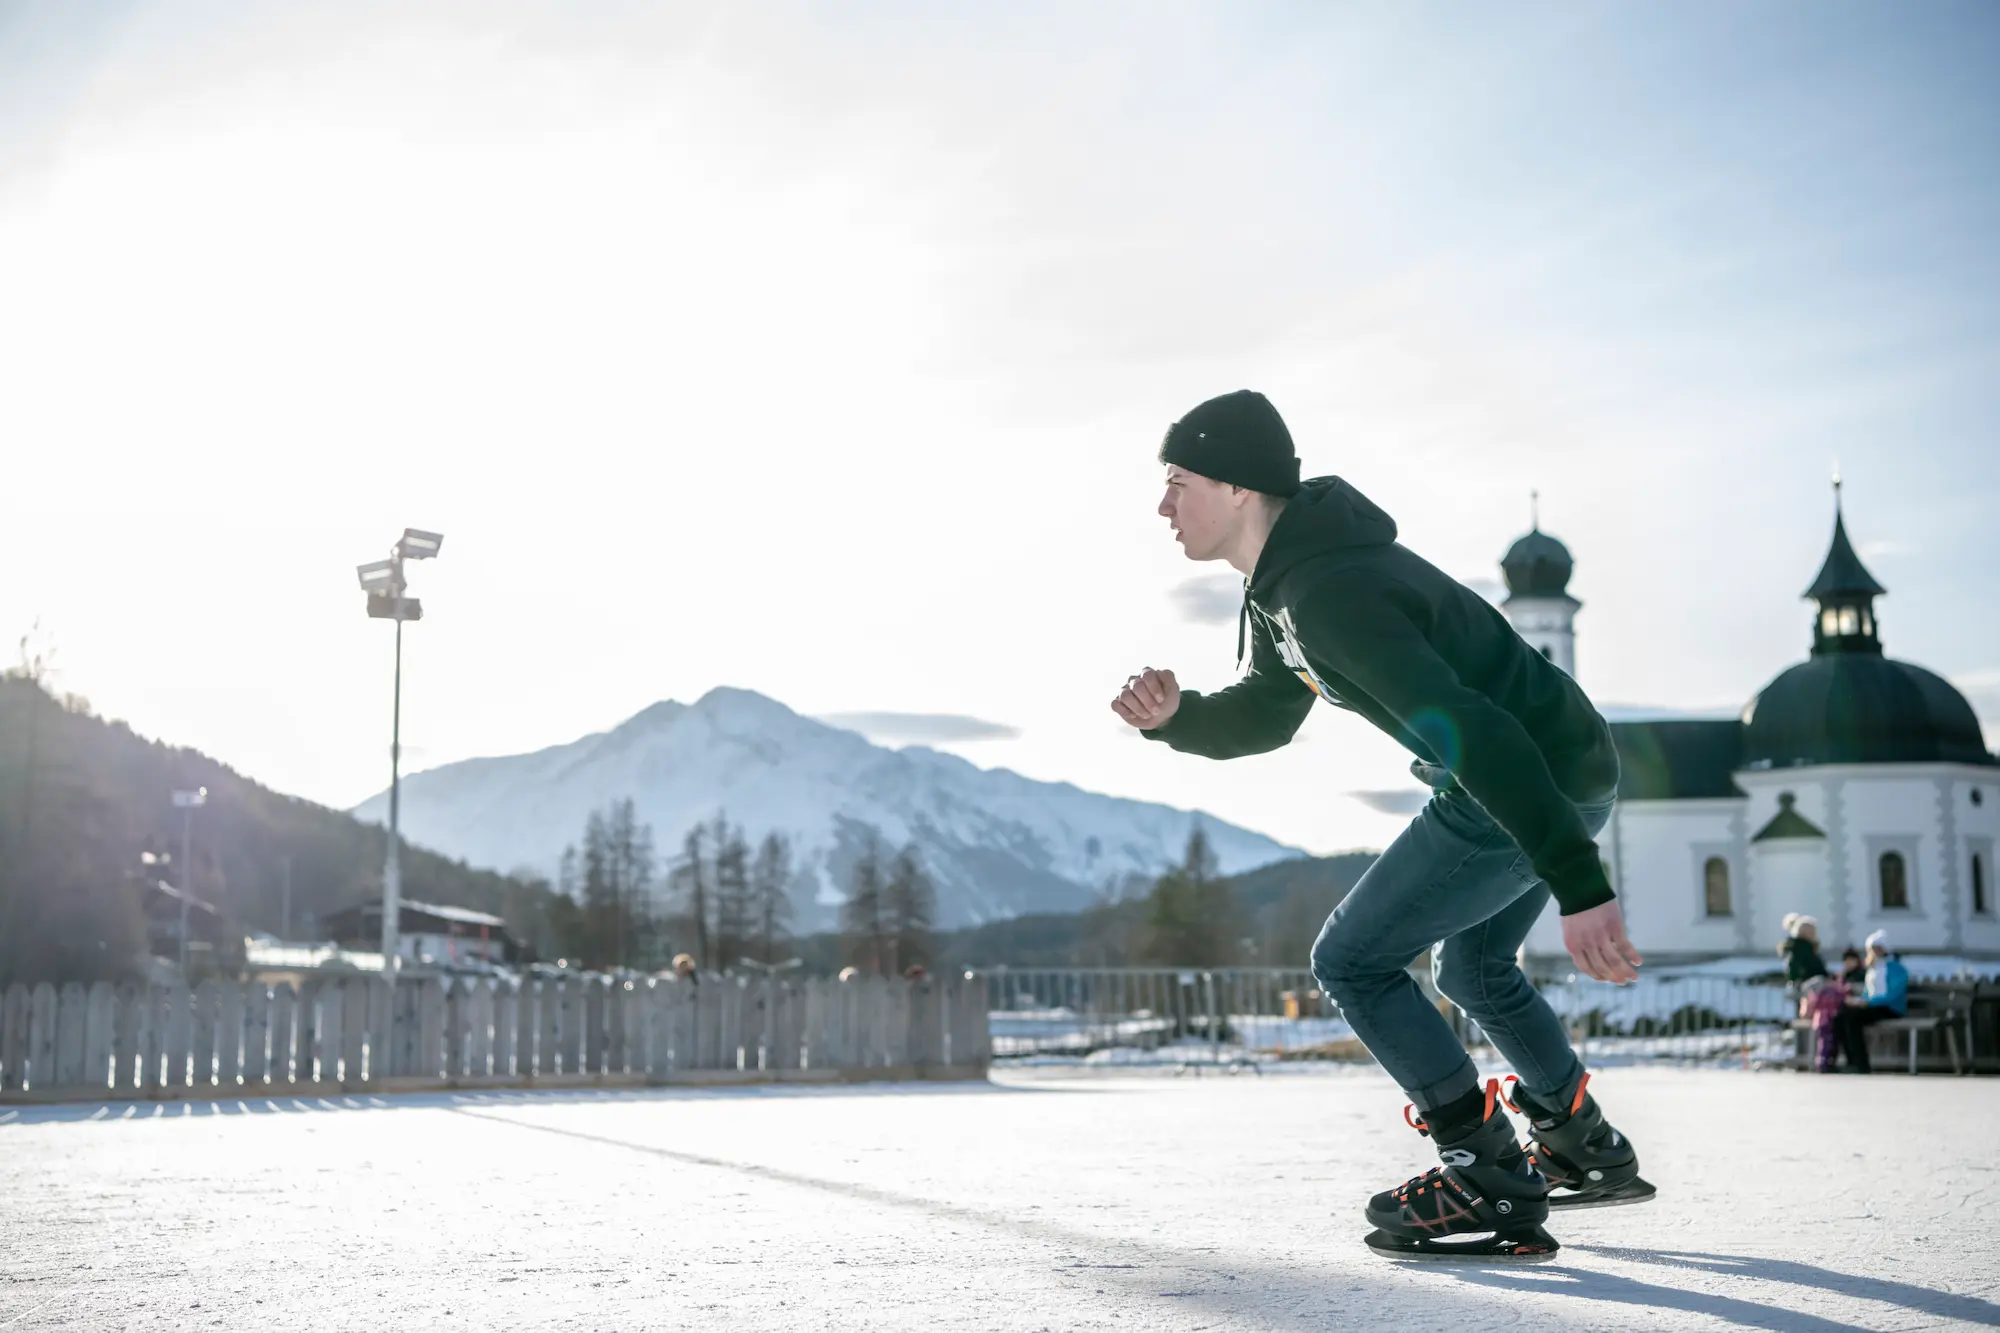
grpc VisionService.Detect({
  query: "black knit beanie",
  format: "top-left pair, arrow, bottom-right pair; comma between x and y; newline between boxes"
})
1157,390 -> 1301,497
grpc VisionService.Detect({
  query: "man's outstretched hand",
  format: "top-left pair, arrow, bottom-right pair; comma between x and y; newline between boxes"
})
1562,900 -> 1644,984
1111,667 -> 1181,731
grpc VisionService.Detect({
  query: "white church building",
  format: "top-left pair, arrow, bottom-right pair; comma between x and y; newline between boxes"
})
1513,488 -> 1999,964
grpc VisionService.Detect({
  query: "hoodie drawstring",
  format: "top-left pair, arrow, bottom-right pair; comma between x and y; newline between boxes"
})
1236,585 -> 1251,669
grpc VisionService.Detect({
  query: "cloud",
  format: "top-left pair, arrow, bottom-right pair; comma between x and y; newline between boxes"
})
1348,789 -> 1430,816
818,711 -> 1022,745
1169,575 -> 1245,625
1858,540 -> 1911,559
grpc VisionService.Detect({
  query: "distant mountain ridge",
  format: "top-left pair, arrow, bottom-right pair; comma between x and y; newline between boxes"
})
351,687 -> 1300,929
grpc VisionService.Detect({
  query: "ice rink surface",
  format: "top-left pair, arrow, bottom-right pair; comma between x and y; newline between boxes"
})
3,1065 -> 1996,1332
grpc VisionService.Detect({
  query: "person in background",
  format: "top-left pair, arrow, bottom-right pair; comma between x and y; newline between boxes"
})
1839,946 -> 1866,989
1798,976 -> 1847,1073
1833,930 -> 1908,1073
672,953 -> 699,985
1779,913 -> 1828,988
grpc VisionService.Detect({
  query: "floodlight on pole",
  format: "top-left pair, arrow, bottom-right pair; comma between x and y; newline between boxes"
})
357,528 -> 442,981
398,529 -> 444,559
171,787 -> 207,973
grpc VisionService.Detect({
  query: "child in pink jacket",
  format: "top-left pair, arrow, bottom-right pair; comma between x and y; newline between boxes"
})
1800,976 -> 1847,1072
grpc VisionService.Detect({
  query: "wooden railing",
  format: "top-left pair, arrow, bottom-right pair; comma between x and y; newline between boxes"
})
0,972 -> 990,1103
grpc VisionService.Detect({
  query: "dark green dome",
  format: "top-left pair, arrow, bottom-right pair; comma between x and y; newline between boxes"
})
1501,528 -> 1574,599
1741,654 -> 1995,769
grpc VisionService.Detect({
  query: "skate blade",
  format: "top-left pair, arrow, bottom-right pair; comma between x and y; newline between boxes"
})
1547,1176 -> 1656,1211
1365,1227 -> 1561,1263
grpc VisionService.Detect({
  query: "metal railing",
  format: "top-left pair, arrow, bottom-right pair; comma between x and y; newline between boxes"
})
984,967 -> 1350,1064
983,965 -> 1804,1070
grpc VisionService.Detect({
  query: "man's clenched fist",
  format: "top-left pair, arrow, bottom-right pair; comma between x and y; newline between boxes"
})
1111,667 -> 1181,730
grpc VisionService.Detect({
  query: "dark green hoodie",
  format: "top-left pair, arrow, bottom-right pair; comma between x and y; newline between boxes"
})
1145,476 -> 1621,915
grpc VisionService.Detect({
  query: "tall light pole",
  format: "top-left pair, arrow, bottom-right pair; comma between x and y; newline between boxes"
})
357,528 -> 443,980
171,787 -> 207,973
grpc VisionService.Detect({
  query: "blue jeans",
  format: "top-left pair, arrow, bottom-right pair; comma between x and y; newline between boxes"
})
1310,772 -> 1615,1111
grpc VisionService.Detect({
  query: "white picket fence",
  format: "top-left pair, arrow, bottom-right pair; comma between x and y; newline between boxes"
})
0,972 -> 990,1102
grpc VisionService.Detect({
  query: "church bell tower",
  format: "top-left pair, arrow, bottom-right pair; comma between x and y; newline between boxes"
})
1501,492 -> 1581,676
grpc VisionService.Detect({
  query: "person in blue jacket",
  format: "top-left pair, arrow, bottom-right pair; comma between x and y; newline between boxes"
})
1834,930 -> 1908,1072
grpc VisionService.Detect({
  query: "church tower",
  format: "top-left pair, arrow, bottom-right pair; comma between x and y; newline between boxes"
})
1803,473 -> 1887,656
1501,493 -> 1581,676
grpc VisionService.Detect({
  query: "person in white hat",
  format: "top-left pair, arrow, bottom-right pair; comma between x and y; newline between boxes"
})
1778,913 -> 1828,985
1833,930 -> 1909,1072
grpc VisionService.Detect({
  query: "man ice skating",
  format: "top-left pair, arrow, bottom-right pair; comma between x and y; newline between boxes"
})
1111,389 -> 1652,1261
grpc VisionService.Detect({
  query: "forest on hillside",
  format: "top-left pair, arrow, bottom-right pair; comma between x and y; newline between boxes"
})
0,671 -> 557,986
784,836 -> 1379,974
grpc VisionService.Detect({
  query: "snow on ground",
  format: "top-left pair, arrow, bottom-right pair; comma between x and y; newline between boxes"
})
2,1066 -> 1996,1332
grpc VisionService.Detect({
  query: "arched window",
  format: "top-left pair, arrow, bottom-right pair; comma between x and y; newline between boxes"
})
1878,852 -> 1909,910
1973,851 -> 1989,917
1702,857 -> 1732,917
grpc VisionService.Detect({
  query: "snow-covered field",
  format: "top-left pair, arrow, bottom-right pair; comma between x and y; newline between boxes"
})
2,1067 -> 1995,1331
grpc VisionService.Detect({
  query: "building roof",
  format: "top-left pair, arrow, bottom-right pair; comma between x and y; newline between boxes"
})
1610,719 -> 1744,800
321,899 -> 512,932
1501,527 -> 1576,600
1742,653 -> 1995,769
1751,792 -> 1826,842
1803,502 -> 1887,602
403,899 -> 509,929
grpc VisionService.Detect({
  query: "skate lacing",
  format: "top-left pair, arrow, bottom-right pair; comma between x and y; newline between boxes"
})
1386,1167 -> 1486,1235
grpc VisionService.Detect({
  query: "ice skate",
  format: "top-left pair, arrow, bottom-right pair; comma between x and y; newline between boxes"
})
1505,1073 -> 1655,1210
1363,1079 -> 1560,1262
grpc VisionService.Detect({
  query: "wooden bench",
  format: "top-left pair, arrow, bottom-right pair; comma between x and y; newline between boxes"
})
1790,986 -> 1971,1075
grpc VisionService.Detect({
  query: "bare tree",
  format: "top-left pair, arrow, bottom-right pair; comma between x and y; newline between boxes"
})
672,822 -> 712,970
749,832 -> 794,965
711,813 -> 752,970
884,842 -> 937,975
839,832 -> 889,975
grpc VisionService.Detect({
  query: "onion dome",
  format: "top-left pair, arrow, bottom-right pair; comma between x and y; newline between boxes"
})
1501,494 -> 1576,602
1742,654 -> 1992,768
1741,479 -> 1994,769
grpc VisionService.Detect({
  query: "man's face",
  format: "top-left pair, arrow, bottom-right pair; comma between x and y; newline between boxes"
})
1158,465 -> 1243,561
1867,945 -> 1886,965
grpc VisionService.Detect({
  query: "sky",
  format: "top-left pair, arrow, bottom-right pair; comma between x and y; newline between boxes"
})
3,1 -> 1997,859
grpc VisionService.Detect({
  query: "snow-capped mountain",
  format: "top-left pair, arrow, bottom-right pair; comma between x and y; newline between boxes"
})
350,687 -> 1299,929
